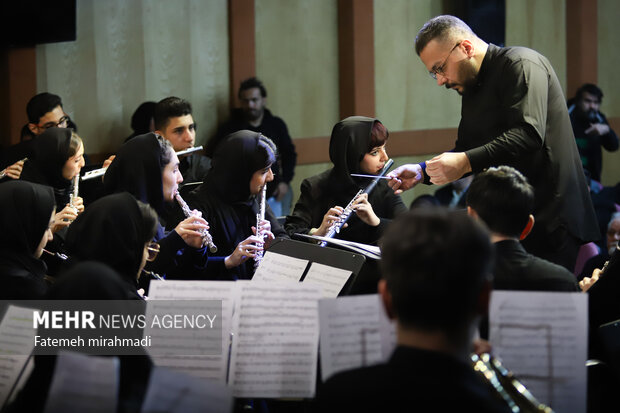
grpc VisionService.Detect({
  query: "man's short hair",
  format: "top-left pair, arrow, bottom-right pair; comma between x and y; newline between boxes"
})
154,97 -> 193,131
26,92 -> 63,123
576,83 -> 603,103
379,208 -> 493,333
466,166 -> 534,238
238,77 -> 267,98
415,15 -> 475,56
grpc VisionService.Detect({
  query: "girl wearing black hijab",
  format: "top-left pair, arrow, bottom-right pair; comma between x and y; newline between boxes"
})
103,133 -> 209,280
185,130 -> 288,280
64,193 -> 158,299
285,116 -> 407,245
0,181 -> 55,299
19,127 -> 86,232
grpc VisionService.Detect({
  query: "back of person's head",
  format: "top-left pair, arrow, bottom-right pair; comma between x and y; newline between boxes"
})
154,97 -> 192,131
415,15 -> 476,55
379,208 -> 493,333
575,83 -> 603,103
131,101 -> 156,134
26,92 -> 63,123
238,77 -> 267,98
466,166 -> 534,238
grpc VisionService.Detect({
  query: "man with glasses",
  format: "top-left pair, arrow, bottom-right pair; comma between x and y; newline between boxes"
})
1,92 -> 74,180
388,15 -> 599,272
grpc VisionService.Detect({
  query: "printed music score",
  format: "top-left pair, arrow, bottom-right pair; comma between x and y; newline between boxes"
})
43,351 -> 119,413
229,281 -> 322,398
146,281 -> 236,384
251,251 -> 308,282
318,294 -> 396,382
490,291 -> 588,413
303,262 -> 352,298
0,305 -> 36,408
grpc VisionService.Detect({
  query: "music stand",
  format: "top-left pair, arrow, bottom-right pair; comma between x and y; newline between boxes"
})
267,238 -> 366,296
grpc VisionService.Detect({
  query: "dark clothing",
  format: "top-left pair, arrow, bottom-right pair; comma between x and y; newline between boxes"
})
316,345 -> 512,413
569,106 -> 619,182
434,183 -> 468,208
179,152 -> 211,183
454,44 -> 599,267
285,116 -> 407,245
186,131 -> 288,280
206,108 -> 296,198
0,181 -> 56,299
493,239 -> 579,291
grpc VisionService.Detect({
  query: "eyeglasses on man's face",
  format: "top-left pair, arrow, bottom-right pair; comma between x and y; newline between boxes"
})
429,42 -> 461,80
36,115 -> 70,130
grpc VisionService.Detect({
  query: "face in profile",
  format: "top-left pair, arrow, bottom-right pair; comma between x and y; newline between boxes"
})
160,114 -> 196,151
419,40 -> 478,95
249,165 -> 274,196
34,210 -> 55,258
359,144 -> 389,175
161,150 -> 183,201
62,142 -> 85,180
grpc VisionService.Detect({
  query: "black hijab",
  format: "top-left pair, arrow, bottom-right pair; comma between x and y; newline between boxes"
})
200,130 -> 276,204
20,127 -> 74,205
64,193 -> 152,293
104,133 -> 170,215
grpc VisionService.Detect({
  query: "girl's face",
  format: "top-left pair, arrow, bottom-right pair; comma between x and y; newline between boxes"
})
34,209 -> 55,258
62,142 -> 85,180
249,165 -> 274,196
162,151 -> 183,201
359,144 -> 388,175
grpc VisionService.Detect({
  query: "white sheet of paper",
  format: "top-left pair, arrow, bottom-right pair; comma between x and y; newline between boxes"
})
43,351 -> 118,413
489,291 -> 588,413
318,294 -> 396,382
252,251 -> 308,283
0,305 -> 36,408
146,280 -> 236,383
141,366 -> 232,413
303,262 -> 352,298
228,281 -> 322,398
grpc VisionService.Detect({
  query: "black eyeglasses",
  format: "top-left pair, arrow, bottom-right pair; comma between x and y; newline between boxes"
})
429,42 -> 461,80
35,115 -> 70,130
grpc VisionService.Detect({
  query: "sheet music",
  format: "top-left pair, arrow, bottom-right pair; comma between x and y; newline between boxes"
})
489,291 -> 588,413
295,234 -> 381,259
43,351 -> 118,413
252,251 -> 308,283
303,262 -> 352,298
229,282 -> 322,398
0,305 -> 36,408
318,294 -> 396,382
141,366 -> 232,413
146,281 -> 235,383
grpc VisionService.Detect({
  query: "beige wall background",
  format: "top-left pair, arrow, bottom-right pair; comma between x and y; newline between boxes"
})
36,0 -> 620,207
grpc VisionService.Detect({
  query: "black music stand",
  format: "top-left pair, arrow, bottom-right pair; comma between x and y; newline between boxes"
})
267,238 -> 366,296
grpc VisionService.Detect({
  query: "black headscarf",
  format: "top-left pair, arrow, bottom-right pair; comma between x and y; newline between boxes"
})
201,130 -> 276,204
64,193 -> 151,293
20,127 -> 74,205
104,133 -> 170,215
0,181 -> 55,299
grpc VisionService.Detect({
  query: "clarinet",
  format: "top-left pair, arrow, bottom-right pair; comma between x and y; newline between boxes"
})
254,185 -> 267,268
319,159 -> 394,247
174,191 -> 218,253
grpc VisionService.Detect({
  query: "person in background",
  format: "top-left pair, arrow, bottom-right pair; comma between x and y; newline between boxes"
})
124,101 -> 156,143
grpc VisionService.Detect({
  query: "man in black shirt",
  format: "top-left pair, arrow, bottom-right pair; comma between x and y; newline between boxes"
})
388,15 -> 599,271
206,77 -> 297,216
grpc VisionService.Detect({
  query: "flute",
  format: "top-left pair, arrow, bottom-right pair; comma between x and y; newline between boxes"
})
174,191 -> 218,253
254,184 -> 267,269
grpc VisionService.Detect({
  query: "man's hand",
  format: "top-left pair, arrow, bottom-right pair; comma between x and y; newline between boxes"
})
585,123 -> 610,136
102,155 -> 116,168
426,152 -> 471,185
387,164 -> 423,194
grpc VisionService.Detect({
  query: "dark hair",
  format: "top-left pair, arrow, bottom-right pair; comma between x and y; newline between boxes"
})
256,133 -> 278,171
575,83 -> 603,103
380,208 -> 493,333
136,200 -> 158,244
466,166 -> 534,237
409,194 -> 441,210
26,92 -> 63,123
238,77 -> 267,98
154,133 -> 174,171
154,97 -> 193,131
131,101 -> 156,133
368,121 -> 389,153
415,15 -> 475,56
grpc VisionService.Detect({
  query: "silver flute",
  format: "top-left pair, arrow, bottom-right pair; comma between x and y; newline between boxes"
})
69,175 -> 79,213
174,191 -> 217,253
254,184 -> 267,268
